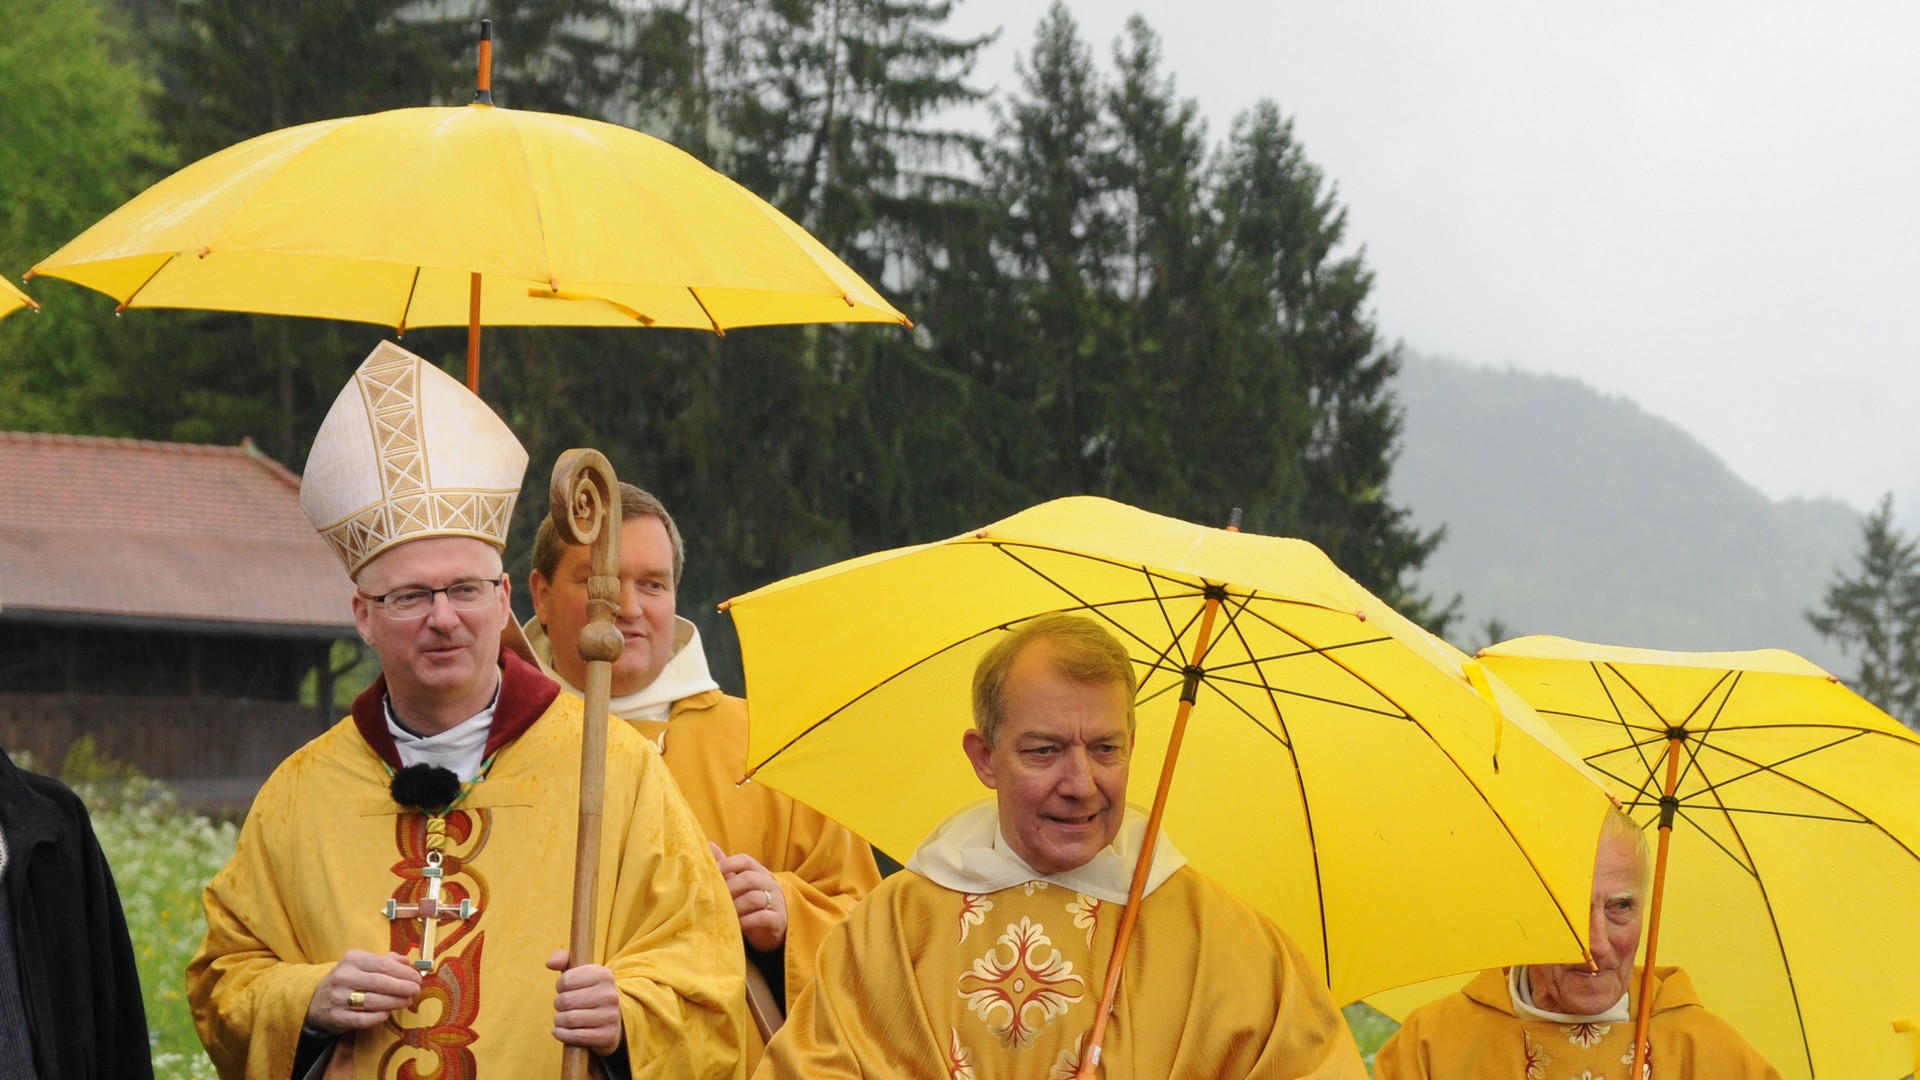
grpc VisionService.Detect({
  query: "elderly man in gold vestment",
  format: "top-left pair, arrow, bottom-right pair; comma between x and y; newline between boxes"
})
755,614 -> 1365,1079
186,342 -> 746,1079
1373,808 -> 1779,1079
522,480 -> 881,1067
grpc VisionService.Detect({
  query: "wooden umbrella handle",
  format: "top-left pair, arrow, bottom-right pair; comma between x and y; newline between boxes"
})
550,449 -> 623,1080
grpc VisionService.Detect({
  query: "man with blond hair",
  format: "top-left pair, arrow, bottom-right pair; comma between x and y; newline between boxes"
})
1373,808 -> 1780,1079
757,614 -> 1364,1078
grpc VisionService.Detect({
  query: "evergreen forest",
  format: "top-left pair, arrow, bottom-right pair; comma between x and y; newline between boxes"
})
1,0 -> 1450,669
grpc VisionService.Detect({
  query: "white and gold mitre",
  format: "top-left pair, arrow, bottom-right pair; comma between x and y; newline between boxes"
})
300,341 -> 527,576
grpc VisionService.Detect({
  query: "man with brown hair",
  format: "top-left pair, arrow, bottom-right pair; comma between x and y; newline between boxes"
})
524,481 -> 880,1067
756,614 -> 1364,1078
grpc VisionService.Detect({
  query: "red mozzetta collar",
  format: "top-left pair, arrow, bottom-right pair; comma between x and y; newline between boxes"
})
351,649 -> 562,769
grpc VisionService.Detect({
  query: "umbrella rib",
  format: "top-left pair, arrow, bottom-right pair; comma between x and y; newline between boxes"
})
1690,757 -> 1820,1079
1596,662 -> 1668,792
1672,729 -> 1868,803
1240,600 -> 1589,960
1218,598 -> 1330,980
116,252 -> 180,309
397,266 -> 422,332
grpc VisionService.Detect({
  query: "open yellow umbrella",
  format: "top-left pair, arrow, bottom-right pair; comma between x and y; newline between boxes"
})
724,496 -> 1614,1060
27,25 -> 908,389
1472,636 -> 1920,1080
1,277 -> 37,320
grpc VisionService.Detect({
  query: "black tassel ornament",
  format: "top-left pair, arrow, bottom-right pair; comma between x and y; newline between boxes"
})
390,763 -> 463,812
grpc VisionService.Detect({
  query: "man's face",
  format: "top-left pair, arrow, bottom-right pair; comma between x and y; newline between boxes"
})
529,516 -> 678,697
962,640 -> 1132,876
1529,835 -> 1645,1016
351,536 -> 510,727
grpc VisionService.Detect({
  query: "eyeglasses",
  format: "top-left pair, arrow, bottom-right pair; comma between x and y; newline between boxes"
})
357,577 -> 503,619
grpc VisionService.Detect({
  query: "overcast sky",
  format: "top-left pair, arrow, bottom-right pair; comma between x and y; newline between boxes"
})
943,0 -> 1920,514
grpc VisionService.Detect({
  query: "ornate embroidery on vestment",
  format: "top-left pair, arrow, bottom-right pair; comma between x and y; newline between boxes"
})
1562,1021 -> 1611,1049
958,893 -> 992,944
945,1027 -> 976,1080
1522,1029 -> 1550,1079
376,934 -> 484,1080
958,916 -> 1086,1048
1067,893 -> 1101,947
378,809 -> 489,1077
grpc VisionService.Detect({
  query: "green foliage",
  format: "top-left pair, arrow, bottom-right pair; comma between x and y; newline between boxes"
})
1342,1001 -> 1398,1069
60,760 -> 235,1078
0,0 -> 171,433
1807,494 -> 1920,726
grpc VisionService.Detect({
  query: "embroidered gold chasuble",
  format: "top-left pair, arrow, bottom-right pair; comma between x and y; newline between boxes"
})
1373,967 -> 1781,1080
187,653 -> 748,1080
756,803 -> 1364,1079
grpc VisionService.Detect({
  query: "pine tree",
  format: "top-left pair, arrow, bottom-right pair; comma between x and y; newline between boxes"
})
1,0 -> 169,434
1212,100 -> 1450,629
1808,495 -> 1920,727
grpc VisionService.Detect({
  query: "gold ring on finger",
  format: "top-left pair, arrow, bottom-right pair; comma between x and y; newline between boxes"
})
761,888 -> 774,912
348,990 -> 367,1010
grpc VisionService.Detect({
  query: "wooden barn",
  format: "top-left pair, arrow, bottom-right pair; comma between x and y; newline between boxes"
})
0,431 -> 359,806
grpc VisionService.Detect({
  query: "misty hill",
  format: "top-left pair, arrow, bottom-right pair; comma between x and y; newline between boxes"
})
1391,356 -> 1861,673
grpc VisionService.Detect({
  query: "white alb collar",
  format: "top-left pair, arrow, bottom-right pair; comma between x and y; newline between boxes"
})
906,799 -> 1187,903
524,615 -> 720,722
1508,965 -> 1631,1023
387,688 -> 496,781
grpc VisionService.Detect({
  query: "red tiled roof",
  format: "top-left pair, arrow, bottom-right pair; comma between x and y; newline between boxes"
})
0,432 -> 355,633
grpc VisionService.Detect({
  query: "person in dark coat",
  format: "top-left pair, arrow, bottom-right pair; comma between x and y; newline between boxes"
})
0,746 -> 152,1079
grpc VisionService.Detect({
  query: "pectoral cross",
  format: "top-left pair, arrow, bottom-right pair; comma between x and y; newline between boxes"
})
384,849 -> 478,972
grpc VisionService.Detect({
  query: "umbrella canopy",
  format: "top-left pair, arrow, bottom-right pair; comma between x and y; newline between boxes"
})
28,103 -> 908,340
724,496 -> 1615,1008
1,277 -> 37,319
1472,636 -> 1920,1080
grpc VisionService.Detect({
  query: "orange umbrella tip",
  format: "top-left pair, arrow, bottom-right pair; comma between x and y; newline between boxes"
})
20,269 -> 35,282
716,598 -> 734,613
1356,610 -> 1369,622
474,18 -> 495,105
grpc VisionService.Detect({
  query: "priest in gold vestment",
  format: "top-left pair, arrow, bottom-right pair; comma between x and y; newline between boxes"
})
755,615 -> 1365,1079
1372,810 -> 1779,1080
186,343 -> 746,1080
523,481 -> 881,1067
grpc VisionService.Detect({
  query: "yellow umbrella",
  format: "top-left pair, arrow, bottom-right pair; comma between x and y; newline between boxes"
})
1,277 -> 38,320
1470,636 -> 1920,1080
27,27 -> 908,389
724,497 -> 1614,1036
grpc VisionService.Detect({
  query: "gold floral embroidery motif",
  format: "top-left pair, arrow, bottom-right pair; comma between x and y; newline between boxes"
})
1521,1030 -> 1549,1079
1023,880 -> 1051,896
1067,894 -> 1101,947
1047,1045 -> 1084,1079
958,894 -> 993,944
958,916 -> 1086,1047
1562,1022 -> 1611,1049
1618,1041 -> 1652,1080
946,1027 -> 975,1080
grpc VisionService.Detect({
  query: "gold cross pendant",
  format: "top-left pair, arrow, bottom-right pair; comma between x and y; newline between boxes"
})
384,849 -> 479,972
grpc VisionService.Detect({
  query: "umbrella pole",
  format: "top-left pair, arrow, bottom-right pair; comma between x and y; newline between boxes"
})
1074,577 -> 1232,1079
1629,730 -> 1684,1079
548,450 -> 624,1080
466,20 -> 494,393
467,273 -> 483,392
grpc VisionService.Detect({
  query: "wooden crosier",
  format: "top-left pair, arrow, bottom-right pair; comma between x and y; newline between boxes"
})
551,449 -> 623,1080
